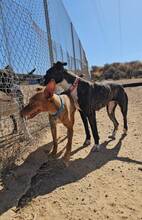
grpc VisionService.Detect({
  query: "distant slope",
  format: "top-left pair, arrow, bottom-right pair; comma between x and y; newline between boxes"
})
91,60 -> 142,80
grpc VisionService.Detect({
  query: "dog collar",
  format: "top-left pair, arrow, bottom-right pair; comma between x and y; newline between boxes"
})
69,77 -> 80,93
50,95 -> 64,117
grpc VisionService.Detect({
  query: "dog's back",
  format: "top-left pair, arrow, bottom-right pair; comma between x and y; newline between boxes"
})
87,81 -> 127,111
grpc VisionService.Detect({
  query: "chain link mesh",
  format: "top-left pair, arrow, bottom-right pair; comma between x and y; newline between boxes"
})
0,0 -> 89,173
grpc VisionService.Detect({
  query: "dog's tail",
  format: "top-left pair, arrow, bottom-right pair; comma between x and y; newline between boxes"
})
122,82 -> 142,88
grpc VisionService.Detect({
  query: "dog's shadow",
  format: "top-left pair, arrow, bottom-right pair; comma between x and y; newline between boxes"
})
0,135 -> 142,215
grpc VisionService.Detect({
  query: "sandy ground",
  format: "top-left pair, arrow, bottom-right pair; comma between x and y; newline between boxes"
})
0,80 -> 142,220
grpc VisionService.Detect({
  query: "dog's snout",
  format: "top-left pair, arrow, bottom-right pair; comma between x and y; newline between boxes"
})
20,105 -> 31,117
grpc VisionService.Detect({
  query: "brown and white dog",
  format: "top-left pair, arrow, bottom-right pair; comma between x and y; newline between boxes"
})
20,80 -> 76,166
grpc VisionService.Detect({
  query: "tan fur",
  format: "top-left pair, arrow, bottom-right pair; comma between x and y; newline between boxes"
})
21,89 -> 76,166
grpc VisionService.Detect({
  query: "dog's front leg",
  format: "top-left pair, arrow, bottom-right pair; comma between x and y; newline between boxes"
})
79,110 -> 91,146
63,127 -> 73,166
49,114 -> 58,156
87,111 -> 100,151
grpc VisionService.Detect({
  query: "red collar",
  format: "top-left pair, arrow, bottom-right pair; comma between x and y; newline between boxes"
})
69,78 -> 80,93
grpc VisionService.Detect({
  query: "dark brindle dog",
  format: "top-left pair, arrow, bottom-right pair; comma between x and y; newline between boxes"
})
43,61 -> 128,150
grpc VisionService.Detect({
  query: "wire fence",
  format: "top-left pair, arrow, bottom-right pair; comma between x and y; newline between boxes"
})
0,0 -> 89,172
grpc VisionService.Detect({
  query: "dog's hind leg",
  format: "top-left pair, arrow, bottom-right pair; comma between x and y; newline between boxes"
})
118,92 -> 128,135
107,101 -> 119,139
79,110 -> 91,146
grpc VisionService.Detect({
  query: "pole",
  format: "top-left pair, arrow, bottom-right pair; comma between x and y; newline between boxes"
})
79,39 -> 83,72
70,22 -> 77,73
43,0 -> 54,66
43,0 -> 55,131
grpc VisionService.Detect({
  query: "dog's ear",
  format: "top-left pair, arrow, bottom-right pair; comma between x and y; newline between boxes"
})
63,62 -> 67,66
55,61 -> 67,70
55,61 -> 63,70
44,79 -> 56,98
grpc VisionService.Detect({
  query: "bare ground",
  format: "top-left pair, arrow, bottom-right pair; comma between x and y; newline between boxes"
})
0,80 -> 142,220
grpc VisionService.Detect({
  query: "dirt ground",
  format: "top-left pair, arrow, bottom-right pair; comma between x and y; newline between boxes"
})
0,80 -> 142,220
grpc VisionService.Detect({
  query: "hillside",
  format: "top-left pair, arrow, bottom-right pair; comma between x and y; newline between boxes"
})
91,61 -> 142,80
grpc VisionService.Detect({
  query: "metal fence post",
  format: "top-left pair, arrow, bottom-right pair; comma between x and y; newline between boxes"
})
70,22 -> 77,74
60,45 -> 64,62
79,39 -> 83,72
43,0 -> 54,66
81,48 -> 89,77
84,52 -> 90,79
66,51 -> 70,69
43,0 -> 55,134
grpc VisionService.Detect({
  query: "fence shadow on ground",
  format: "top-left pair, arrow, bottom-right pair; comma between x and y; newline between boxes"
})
0,134 -> 142,215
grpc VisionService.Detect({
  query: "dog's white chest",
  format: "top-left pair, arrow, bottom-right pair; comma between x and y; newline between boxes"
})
59,79 -> 80,110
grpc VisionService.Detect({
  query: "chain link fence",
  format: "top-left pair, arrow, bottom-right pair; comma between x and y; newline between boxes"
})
0,0 -> 89,172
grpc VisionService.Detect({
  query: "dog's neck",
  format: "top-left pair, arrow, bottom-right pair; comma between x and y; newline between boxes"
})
48,94 -> 64,115
59,70 -> 78,90
58,79 -> 72,90
58,70 -> 81,110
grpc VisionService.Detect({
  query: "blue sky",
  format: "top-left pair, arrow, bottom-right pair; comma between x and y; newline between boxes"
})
63,0 -> 142,66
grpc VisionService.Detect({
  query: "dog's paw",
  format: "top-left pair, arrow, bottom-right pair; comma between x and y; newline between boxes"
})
63,159 -> 69,167
62,155 -> 70,167
108,134 -> 115,140
91,144 -> 101,152
50,151 -> 57,158
83,139 -> 91,146
12,129 -> 17,135
108,130 -> 117,140
123,128 -> 127,135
